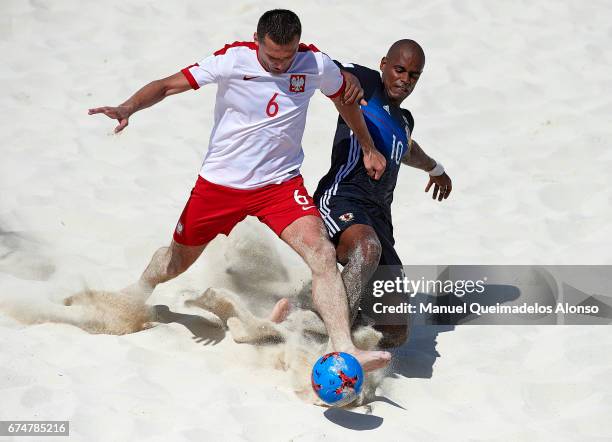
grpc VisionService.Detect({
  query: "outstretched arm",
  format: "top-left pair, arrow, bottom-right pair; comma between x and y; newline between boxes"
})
88,72 -> 192,133
402,139 -> 452,201
401,139 -> 435,170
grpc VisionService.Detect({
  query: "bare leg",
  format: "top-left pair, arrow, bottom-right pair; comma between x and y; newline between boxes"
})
271,224 -> 407,346
280,216 -> 391,371
336,224 -> 382,325
337,224 -> 409,348
61,240 -> 206,334
124,240 -> 207,302
271,224 -> 380,327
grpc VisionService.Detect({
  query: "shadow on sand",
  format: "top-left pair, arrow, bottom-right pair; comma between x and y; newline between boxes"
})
323,408 -> 383,430
153,304 -> 226,346
389,283 -> 520,380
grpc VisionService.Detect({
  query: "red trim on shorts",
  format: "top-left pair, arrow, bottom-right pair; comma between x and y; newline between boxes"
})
213,41 -> 257,56
181,63 -> 200,90
326,73 -> 346,99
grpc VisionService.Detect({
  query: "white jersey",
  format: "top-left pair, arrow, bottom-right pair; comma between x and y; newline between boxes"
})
181,41 -> 345,189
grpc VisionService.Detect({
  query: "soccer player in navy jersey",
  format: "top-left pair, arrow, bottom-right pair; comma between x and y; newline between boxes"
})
314,39 -> 453,347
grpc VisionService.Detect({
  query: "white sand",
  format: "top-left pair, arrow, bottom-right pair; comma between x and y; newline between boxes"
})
1,0 -> 612,440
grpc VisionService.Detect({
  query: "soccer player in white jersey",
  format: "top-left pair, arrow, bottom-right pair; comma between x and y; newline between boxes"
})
88,10 -> 391,371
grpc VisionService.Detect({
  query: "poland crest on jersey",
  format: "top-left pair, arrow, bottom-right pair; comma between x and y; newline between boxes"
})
290,74 -> 306,93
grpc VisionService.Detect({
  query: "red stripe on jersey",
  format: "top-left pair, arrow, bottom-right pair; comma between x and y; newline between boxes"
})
325,73 -> 346,99
298,43 -> 320,52
213,41 -> 257,56
213,41 -> 318,56
181,63 -> 200,90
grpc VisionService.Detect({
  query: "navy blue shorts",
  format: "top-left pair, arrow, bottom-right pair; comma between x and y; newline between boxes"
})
316,195 -> 402,266
316,195 -> 408,326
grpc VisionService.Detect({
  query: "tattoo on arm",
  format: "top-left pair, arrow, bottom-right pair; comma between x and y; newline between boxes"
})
401,139 -> 437,171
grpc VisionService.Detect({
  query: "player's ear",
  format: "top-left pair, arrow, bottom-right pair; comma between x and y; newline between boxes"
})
253,32 -> 259,45
380,57 -> 387,71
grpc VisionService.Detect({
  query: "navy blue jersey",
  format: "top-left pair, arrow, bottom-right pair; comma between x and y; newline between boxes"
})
314,63 -> 414,218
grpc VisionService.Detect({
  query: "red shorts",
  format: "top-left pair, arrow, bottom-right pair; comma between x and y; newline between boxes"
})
173,175 -> 321,246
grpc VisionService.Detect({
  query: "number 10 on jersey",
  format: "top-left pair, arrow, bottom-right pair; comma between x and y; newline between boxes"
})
391,134 -> 403,165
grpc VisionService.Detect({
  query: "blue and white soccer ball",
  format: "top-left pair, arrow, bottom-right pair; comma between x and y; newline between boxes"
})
311,352 -> 364,406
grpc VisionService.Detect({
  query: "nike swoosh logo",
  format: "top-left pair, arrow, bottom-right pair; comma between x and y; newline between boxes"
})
243,75 -> 259,80
302,206 -> 316,211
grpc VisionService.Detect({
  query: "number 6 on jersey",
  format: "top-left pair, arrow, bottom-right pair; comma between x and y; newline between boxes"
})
266,93 -> 279,117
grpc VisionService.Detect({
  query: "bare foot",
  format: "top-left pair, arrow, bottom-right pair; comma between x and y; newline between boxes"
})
268,298 -> 291,323
185,288 -> 246,324
62,289 -> 154,335
227,317 -> 284,344
350,349 -> 392,372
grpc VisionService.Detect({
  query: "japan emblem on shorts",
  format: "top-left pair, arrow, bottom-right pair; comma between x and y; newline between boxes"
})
289,74 -> 306,93
339,212 -> 354,222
